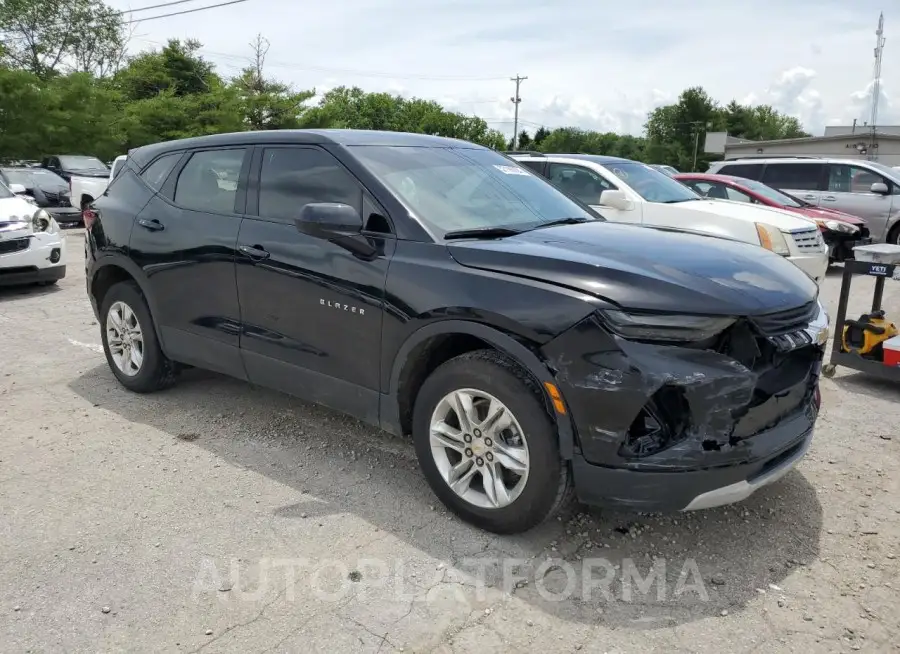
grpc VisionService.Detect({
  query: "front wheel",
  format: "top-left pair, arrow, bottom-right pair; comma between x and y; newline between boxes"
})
412,349 -> 572,534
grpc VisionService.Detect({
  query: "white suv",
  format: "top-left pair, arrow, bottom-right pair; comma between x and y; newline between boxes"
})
0,180 -> 67,286
708,157 -> 900,244
511,153 -> 828,284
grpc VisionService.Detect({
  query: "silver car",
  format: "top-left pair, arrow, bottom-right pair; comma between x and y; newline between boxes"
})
708,157 -> 900,244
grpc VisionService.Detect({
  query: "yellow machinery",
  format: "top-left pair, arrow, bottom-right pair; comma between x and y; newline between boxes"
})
841,310 -> 899,360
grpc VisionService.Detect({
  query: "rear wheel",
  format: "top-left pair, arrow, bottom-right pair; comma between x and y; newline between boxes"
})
100,281 -> 177,393
412,349 -> 572,534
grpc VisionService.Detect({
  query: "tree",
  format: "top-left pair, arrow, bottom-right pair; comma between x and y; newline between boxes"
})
0,0 -> 128,78
300,86 -> 506,148
644,87 -> 811,171
532,126 -> 550,146
114,39 -> 217,102
231,34 -> 315,130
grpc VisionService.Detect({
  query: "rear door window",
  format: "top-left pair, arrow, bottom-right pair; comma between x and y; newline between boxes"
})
174,149 -> 246,214
140,154 -> 181,191
761,163 -> 825,191
716,163 -> 764,180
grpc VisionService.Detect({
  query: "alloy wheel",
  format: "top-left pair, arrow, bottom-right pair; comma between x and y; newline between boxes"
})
106,300 -> 144,376
429,388 -> 530,509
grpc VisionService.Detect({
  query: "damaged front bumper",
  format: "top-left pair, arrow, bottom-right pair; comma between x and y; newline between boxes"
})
543,304 -> 827,512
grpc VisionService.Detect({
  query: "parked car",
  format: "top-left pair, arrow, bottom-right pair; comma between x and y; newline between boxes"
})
650,164 -> 679,177
86,130 -> 827,534
0,179 -> 67,286
707,157 -> 900,244
675,173 -> 871,263
510,153 -> 829,284
0,167 -> 83,226
40,155 -> 110,211
109,155 -> 127,183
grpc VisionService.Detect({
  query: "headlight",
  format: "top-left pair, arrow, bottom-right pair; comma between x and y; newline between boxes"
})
32,208 -> 54,233
755,223 -> 790,255
600,310 -> 736,342
819,219 -> 859,234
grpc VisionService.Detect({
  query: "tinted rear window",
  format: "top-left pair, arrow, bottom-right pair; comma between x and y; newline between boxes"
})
761,163 -> 824,190
716,163 -> 764,180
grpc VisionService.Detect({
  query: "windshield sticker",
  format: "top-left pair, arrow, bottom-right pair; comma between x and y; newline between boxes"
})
612,167 -> 629,179
493,165 -> 530,176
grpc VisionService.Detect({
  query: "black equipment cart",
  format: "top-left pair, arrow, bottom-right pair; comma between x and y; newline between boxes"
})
822,243 -> 900,380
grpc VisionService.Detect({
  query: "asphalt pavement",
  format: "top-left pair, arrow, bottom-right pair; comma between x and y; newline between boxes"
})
0,230 -> 897,653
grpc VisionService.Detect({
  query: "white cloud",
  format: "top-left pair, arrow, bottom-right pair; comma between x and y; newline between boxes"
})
113,0 -> 896,137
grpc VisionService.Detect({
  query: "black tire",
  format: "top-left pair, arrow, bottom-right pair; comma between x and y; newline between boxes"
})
888,223 -> 900,246
99,280 -> 177,393
412,349 -> 572,534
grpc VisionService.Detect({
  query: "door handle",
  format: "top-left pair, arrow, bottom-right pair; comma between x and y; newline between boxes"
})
822,196 -> 837,202
802,194 -> 817,201
137,218 -> 164,231
239,244 -> 270,260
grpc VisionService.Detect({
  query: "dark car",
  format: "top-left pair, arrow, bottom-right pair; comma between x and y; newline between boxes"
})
84,130 -> 826,534
0,167 -> 83,225
675,173 -> 871,263
41,155 -> 109,180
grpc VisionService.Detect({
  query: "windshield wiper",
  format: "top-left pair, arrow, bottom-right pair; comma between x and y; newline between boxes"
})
661,198 -> 695,204
527,217 -> 594,231
444,226 -> 522,240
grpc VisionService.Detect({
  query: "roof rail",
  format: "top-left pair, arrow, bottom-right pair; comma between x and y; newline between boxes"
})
726,155 -> 822,160
504,150 -> 544,156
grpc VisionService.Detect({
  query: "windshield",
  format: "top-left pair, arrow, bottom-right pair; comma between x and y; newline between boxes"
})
736,178 -> 803,208
0,180 -> 13,199
603,162 -> 701,203
2,168 -> 64,187
59,156 -> 108,171
351,146 -> 597,237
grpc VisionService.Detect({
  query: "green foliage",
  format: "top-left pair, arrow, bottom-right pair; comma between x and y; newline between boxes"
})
643,87 -> 811,171
0,4 -> 812,169
0,0 -> 127,77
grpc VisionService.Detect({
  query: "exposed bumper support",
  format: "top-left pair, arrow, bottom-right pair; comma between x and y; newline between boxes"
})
682,428 -> 813,511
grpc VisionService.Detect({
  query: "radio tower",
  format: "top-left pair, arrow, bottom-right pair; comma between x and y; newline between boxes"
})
869,12 -> 886,160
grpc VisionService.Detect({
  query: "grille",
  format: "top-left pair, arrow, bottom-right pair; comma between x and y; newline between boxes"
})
749,301 -> 818,336
42,190 -> 71,207
789,228 -> 824,251
0,237 -> 30,255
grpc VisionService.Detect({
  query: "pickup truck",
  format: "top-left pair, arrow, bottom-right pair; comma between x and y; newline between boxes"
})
40,155 -> 111,211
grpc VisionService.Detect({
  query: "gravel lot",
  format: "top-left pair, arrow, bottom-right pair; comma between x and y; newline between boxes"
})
1,229 -> 898,653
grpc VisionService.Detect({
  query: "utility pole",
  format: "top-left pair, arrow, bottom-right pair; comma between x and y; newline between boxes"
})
869,12 -> 886,160
510,75 -> 527,150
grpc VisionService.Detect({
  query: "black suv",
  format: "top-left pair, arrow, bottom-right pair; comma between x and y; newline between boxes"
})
85,130 -> 827,534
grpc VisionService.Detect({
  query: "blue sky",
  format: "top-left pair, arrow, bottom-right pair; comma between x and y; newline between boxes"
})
108,0 -> 898,136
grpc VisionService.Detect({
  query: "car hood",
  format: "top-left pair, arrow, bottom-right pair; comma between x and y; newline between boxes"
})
447,222 -> 818,315
682,199 -> 818,230
0,196 -> 39,219
786,206 -> 867,225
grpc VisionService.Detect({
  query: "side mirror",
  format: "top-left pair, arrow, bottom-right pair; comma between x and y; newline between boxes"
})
9,183 -> 27,195
295,202 -> 378,260
870,182 -> 889,195
599,189 -> 632,211
295,202 -> 363,239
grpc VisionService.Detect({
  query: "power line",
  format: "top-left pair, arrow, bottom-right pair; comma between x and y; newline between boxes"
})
121,0 -> 248,24
126,0 -> 209,15
0,0 -> 246,39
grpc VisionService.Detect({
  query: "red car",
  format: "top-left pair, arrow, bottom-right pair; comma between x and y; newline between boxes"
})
675,173 -> 871,263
